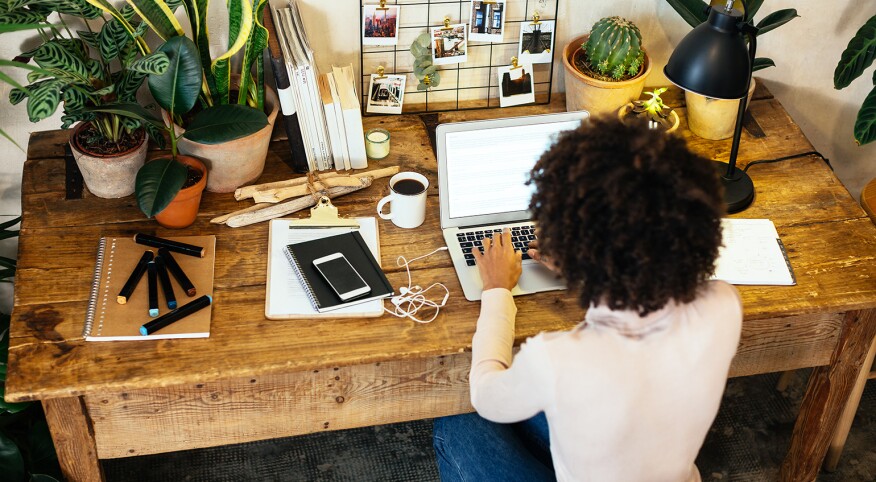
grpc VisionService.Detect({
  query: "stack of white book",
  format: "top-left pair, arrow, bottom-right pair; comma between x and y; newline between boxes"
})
271,1 -> 367,172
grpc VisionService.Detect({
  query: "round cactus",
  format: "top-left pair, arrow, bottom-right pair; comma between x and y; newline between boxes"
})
582,16 -> 645,81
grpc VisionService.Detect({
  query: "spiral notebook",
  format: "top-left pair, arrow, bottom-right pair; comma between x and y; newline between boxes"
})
83,235 -> 216,341
266,218 -> 391,319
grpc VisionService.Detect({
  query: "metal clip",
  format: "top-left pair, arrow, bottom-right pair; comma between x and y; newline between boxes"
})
530,11 -> 541,25
510,56 -> 523,70
376,0 -> 388,10
374,65 -> 387,79
441,16 -> 453,30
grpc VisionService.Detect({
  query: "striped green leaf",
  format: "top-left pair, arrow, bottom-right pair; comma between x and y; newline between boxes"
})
63,87 -> 88,114
0,10 -> 48,25
127,0 -> 184,40
86,58 -> 105,81
9,86 -> 31,105
854,84 -> 876,145
212,0 -> 252,70
92,84 -> 114,96
77,30 -> 100,50
26,80 -> 61,121
99,19 -> 130,60
238,0 -> 267,107
835,15 -> 876,89
33,40 -> 88,76
119,3 -> 135,20
116,70 -> 146,101
129,50 -> 168,74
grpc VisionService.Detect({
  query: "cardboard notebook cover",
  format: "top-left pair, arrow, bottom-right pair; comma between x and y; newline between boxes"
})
83,236 -> 216,341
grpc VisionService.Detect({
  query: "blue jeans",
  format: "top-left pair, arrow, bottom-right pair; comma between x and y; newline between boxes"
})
433,412 -> 554,482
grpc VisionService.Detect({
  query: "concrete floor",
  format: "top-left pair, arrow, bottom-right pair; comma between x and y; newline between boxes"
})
104,370 -> 876,481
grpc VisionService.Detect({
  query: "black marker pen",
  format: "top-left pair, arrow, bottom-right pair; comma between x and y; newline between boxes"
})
159,248 -> 196,297
155,255 -> 177,310
140,295 -> 212,335
147,260 -> 159,317
117,250 -> 153,304
134,233 -> 205,258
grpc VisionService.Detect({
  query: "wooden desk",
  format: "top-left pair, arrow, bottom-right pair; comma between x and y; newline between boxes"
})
6,84 -> 876,482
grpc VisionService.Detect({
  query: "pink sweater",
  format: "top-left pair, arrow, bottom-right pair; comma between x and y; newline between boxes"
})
470,281 -> 743,482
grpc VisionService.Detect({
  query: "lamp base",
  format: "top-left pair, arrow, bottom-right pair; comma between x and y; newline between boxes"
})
713,160 -> 754,213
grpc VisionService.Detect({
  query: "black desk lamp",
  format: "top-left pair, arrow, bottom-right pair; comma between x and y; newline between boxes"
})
664,1 -> 758,213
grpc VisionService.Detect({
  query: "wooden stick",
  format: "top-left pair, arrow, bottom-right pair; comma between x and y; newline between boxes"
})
251,166 -> 401,204
210,203 -> 273,224
234,172 -> 343,201
225,179 -> 373,228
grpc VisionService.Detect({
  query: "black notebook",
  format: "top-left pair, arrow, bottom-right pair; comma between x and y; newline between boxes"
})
283,231 -> 394,312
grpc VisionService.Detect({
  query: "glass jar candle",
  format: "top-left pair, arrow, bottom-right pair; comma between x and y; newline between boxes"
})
365,128 -> 391,160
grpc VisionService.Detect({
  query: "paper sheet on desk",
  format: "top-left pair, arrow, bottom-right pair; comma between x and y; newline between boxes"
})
265,218 -> 385,318
712,219 -> 796,286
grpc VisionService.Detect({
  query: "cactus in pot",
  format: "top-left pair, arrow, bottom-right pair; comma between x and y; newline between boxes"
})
580,16 -> 645,81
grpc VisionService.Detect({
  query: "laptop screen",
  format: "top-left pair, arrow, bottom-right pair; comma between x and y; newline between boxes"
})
444,119 -> 582,220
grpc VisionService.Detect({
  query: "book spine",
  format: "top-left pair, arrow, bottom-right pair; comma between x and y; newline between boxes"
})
83,238 -> 107,338
283,246 -> 321,311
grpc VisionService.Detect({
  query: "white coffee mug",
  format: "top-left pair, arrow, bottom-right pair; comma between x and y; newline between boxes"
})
377,172 -> 429,229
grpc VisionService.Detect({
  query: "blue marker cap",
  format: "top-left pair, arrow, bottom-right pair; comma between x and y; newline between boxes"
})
208,295 -> 213,303
168,301 -> 178,310
149,308 -> 159,317
139,325 -> 148,335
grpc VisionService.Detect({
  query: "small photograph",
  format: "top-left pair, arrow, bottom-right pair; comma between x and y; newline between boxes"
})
363,4 -> 400,46
432,23 -> 468,65
366,73 -> 406,114
518,20 -> 555,64
469,0 -> 505,42
498,60 -> 535,108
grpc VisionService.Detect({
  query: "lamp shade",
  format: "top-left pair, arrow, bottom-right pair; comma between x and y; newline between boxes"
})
664,7 -> 750,99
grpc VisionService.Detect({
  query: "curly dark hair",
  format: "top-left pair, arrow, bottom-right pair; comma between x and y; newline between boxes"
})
528,116 -> 724,315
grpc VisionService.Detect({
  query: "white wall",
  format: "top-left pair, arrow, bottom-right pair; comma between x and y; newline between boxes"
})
1,0 -> 874,211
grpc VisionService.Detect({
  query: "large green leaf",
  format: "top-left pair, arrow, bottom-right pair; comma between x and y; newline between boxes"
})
835,14 -> 876,89
183,103 -> 267,144
135,158 -> 188,217
127,0 -> 183,40
238,0 -> 268,107
128,50 -> 168,74
755,9 -> 798,36
854,83 -> 876,145
148,36 -> 201,116
664,0 -> 708,28
32,40 -> 88,77
741,0 -> 763,23
0,431 -> 25,482
26,80 -> 61,121
752,57 -> 775,72
0,23 -> 49,33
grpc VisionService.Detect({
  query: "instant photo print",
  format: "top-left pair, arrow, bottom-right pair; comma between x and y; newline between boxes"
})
498,59 -> 535,107
518,19 -> 554,64
363,3 -> 400,46
469,0 -> 505,42
366,73 -> 406,114
432,23 -> 468,65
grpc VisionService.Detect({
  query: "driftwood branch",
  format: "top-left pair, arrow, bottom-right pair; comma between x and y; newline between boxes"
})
235,166 -> 400,203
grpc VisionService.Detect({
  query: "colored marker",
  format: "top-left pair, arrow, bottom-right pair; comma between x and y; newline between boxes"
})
134,233 -> 205,258
155,255 -> 177,310
117,250 -> 154,304
159,248 -> 196,297
147,260 -> 159,317
140,295 -> 212,335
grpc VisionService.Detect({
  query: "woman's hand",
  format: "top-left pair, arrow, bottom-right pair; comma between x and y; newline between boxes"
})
473,229 -> 522,291
527,239 -> 560,273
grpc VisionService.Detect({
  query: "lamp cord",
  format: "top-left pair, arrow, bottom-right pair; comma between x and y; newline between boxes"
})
742,151 -> 831,173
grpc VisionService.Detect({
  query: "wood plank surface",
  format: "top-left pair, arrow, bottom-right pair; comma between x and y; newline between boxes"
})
43,397 -> 104,481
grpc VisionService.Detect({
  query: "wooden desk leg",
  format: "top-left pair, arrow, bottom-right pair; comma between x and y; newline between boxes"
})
43,396 -> 104,482
779,309 -> 876,481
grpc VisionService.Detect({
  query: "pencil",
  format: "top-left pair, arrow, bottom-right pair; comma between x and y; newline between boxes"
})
117,250 -> 154,304
155,255 -> 177,310
140,295 -> 212,335
147,260 -> 159,317
134,233 -> 205,258
159,248 -> 196,297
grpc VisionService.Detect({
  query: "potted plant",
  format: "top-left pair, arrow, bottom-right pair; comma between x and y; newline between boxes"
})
5,3 -> 169,198
561,16 -> 651,116
87,0 -> 279,193
664,0 -> 798,139
618,88 -> 680,133
97,36 -> 267,228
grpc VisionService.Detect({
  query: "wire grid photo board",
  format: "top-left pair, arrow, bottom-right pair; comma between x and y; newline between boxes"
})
360,0 -> 559,114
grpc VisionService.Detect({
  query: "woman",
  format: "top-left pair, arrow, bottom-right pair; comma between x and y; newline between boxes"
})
433,117 -> 743,481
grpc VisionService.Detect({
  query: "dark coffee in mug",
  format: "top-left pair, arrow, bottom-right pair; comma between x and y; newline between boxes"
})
392,179 -> 426,195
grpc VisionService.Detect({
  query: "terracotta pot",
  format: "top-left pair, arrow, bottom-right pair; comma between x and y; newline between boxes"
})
154,155 -> 207,229
69,122 -> 148,198
685,79 -> 757,140
168,83 -> 280,193
562,34 -> 651,116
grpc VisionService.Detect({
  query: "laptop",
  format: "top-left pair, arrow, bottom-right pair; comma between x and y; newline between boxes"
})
436,111 -> 590,301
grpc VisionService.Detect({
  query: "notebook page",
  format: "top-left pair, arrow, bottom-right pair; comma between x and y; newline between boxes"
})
712,218 -> 795,286
266,218 -> 384,318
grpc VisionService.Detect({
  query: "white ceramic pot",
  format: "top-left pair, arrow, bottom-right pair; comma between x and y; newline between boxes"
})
69,123 -> 148,199
562,34 -> 651,116
685,79 -> 757,140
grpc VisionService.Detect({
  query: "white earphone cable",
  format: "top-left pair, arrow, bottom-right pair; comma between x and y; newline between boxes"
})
384,246 -> 450,323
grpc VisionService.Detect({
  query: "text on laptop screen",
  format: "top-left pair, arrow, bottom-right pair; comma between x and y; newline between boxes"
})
444,120 -> 581,219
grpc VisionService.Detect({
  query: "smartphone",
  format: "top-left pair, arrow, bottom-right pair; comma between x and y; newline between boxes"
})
312,253 -> 371,301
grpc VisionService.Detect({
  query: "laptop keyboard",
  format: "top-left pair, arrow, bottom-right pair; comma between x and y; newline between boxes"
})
454,224 -> 537,266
